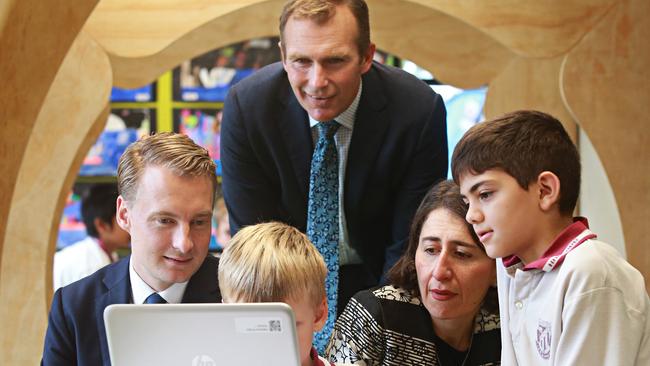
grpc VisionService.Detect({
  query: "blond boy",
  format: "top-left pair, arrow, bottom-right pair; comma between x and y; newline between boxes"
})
218,222 -> 335,366
452,110 -> 650,365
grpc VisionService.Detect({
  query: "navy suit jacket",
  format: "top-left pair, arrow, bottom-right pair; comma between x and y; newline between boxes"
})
221,61 -> 447,280
41,255 -> 221,366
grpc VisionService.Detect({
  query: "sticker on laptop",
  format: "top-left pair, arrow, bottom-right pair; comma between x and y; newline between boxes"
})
235,318 -> 284,333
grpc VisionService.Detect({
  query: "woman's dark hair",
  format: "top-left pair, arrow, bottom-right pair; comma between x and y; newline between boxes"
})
387,180 -> 498,313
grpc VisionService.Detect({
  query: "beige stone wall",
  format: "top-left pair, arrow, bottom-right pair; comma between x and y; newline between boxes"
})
1,0 -> 647,363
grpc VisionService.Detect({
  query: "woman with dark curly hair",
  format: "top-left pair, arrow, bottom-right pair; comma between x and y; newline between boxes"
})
326,180 -> 500,365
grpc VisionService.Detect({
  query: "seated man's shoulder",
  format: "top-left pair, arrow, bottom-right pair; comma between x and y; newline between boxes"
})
194,254 -> 219,277
199,254 -> 219,273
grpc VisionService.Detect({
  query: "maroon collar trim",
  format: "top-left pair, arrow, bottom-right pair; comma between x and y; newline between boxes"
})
503,217 -> 596,272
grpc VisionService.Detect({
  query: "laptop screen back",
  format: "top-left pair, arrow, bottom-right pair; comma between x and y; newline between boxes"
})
104,303 -> 300,366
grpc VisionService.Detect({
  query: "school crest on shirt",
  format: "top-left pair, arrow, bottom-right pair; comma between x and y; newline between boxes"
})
536,319 -> 552,360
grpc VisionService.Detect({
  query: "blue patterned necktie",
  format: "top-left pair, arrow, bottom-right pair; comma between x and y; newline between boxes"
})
144,293 -> 167,304
307,120 -> 340,353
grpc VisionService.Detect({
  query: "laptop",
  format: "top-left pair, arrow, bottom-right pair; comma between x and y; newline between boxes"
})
104,302 -> 301,366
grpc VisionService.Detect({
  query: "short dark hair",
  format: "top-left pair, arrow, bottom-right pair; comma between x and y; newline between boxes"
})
451,110 -> 580,215
279,0 -> 371,58
81,184 -> 119,238
387,180 -> 498,313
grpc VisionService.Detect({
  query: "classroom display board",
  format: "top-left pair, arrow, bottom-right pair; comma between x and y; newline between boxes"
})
174,108 -> 223,176
57,190 -> 85,248
79,108 -> 155,177
173,37 -> 280,103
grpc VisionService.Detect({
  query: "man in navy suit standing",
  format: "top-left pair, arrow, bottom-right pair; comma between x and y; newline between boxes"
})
221,0 -> 448,333
42,133 -> 221,365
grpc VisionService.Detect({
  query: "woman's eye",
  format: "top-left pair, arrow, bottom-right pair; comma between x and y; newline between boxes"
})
455,251 -> 472,259
424,246 -> 440,255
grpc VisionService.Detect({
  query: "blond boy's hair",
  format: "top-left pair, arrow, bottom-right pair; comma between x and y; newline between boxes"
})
218,222 -> 327,306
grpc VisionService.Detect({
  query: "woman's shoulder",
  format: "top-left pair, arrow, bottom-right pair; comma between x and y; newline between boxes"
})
468,308 -> 502,365
345,285 -> 423,321
361,284 -> 422,306
474,307 -> 501,334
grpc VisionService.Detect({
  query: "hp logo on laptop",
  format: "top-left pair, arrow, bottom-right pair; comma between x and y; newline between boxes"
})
192,355 -> 216,366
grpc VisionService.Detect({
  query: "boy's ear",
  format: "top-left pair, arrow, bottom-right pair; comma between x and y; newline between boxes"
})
313,297 -> 328,332
536,171 -> 561,212
115,195 -> 131,232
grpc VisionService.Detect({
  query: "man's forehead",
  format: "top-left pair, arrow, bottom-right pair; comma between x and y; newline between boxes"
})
130,167 -> 214,201
282,5 -> 359,42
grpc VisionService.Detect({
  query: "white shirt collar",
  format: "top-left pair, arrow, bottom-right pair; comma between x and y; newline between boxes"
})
129,257 -> 189,304
309,80 -> 362,130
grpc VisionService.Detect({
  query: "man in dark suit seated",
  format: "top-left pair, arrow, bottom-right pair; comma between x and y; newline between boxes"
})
42,132 -> 221,365
220,0 -> 448,350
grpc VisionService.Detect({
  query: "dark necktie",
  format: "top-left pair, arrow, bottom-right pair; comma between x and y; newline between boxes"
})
144,293 -> 167,304
307,120 -> 340,352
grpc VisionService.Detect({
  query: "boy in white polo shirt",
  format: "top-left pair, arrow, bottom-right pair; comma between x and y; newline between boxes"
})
452,110 -> 650,365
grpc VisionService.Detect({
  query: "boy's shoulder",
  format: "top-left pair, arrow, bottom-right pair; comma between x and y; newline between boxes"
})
560,238 -> 647,300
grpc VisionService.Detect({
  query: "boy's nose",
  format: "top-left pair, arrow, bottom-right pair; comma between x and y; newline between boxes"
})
465,204 -> 483,224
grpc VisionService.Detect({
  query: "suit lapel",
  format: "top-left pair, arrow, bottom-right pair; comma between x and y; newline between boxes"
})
279,83 -> 313,200
96,257 -> 132,365
346,66 -> 390,218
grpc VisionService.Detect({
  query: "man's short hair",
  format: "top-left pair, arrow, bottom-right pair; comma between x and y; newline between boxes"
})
117,132 -> 217,203
81,184 -> 119,238
279,0 -> 370,58
218,222 -> 327,307
451,110 -> 581,215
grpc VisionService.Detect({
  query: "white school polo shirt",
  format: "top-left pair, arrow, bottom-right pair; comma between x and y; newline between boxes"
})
497,218 -> 650,365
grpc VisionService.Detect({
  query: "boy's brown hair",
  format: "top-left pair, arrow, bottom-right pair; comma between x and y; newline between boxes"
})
218,222 -> 327,306
451,110 -> 580,215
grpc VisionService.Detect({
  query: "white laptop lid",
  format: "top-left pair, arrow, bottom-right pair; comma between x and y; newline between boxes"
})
104,303 -> 300,366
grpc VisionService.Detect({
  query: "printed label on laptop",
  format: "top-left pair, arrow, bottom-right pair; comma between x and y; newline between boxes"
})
235,317 -> 284,333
